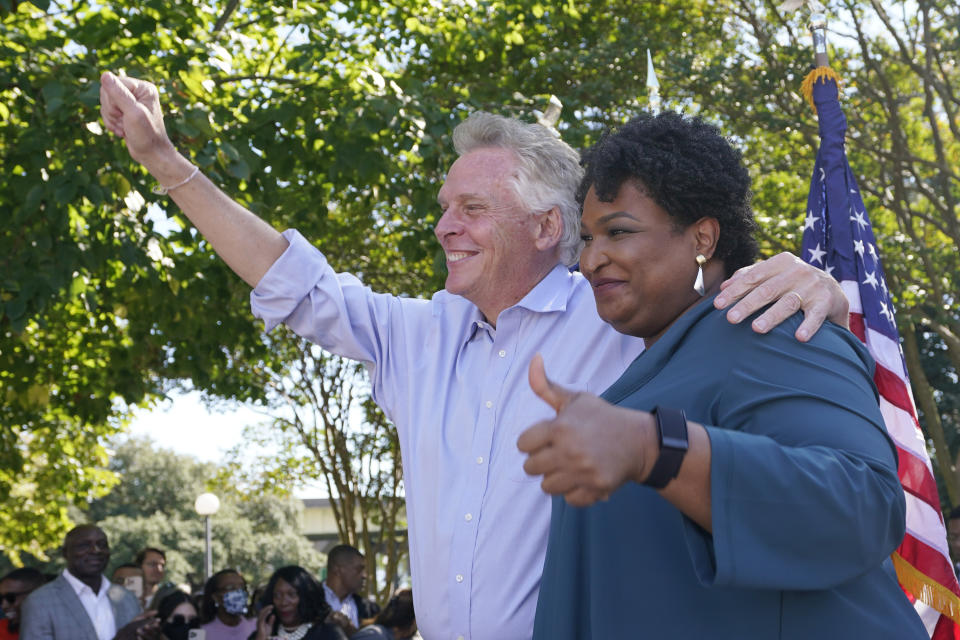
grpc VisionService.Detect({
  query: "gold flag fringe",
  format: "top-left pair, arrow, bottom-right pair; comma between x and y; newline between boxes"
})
892,551 -> 960,624
801,66 -> 842,115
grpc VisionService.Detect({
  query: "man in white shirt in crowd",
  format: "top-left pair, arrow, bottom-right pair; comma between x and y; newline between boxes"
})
322,545 -> 380,636
20,525 -> 142,640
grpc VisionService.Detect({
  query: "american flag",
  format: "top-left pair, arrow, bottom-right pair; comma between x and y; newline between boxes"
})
800,67 -> 960,638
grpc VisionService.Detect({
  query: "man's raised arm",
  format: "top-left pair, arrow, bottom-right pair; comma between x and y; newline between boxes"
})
99,71 -> 289,287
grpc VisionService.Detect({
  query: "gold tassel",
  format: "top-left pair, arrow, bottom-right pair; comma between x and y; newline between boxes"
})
801,66 -> 843,115
891,551 -> 960,624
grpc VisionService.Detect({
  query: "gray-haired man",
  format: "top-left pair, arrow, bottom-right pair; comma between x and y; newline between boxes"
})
100,72 -> 847,640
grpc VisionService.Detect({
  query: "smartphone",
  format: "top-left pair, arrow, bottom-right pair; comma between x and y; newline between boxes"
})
188,630 -> 206,640
123,576 -> 143,599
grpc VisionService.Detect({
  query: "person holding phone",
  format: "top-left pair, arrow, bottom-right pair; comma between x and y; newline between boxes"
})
252,567 -> 346,640
111,564 -> 144,603
156,591 -> 202,640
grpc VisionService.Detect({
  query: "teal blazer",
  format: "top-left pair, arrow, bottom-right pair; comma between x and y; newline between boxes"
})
533,297 -> 926,639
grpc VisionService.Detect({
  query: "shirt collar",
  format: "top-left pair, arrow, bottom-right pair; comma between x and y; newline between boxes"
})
512,263 -> 575,314
62,569 -> 109,599
322,580 -> 348,605
442,263 -> 576,345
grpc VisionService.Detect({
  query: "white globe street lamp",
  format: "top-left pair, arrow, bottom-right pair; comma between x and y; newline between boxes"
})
194,493 -> 220,580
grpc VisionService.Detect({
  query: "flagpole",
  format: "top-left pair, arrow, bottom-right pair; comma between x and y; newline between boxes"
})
809,11 -> 829,67
646,49 -> 660,113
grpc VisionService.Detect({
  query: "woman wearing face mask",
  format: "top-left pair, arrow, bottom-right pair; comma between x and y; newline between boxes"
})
252,566 -> 347,640
200,569 -> 256,640
157,590 -> 201,640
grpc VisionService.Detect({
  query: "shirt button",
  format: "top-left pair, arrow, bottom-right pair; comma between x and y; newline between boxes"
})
464,513 -> 473,521
485,400 -> 492,408
498,349 -> 506,357
476,456 -> 484,464
457,636 -> 465,640
456,574 -> 464,583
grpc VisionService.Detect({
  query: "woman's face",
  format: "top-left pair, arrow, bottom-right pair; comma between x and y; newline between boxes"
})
579,182 -> 705,344
272,578 -> 301,626
166,601 -> 198,625
214,572 -> 245,606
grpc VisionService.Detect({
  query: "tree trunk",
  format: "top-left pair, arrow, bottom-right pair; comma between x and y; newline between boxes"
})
903,325 -> 960,506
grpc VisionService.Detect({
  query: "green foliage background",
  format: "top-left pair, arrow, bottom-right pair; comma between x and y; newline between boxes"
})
2,0 -> 957,559
0,438 -> 324,587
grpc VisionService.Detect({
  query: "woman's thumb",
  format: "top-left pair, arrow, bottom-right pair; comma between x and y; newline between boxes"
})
528,353 -> 572,413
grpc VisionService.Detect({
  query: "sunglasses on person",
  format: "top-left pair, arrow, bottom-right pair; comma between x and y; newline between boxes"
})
0,592 -> 27,604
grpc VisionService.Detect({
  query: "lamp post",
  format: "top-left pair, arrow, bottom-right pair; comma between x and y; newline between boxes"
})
194,492 -> 220,581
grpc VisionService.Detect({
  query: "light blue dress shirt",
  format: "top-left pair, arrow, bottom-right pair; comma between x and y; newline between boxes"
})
250,230 -> 643,640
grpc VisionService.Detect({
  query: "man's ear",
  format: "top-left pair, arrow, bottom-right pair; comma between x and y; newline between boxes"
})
534,206 -> 564,252
692,217 -> 720,260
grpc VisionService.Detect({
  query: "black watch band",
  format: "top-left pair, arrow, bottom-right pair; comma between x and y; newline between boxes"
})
643,406 -> 689,489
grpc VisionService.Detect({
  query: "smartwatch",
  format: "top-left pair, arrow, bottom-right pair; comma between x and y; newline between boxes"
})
643,406 -> 689,489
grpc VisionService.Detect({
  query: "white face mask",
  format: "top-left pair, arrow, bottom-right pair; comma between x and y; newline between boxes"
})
221,588 -> 248,615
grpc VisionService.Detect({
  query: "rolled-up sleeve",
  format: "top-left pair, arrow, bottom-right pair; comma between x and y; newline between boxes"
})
251,229 -> 332,333
250,229 -> 401,367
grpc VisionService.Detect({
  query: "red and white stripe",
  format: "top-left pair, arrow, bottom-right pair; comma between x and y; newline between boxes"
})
842,281 -> 960,639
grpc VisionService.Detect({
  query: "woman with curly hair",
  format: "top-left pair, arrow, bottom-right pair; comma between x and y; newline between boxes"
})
251,566 -> 346,640
518,111 -> 927,638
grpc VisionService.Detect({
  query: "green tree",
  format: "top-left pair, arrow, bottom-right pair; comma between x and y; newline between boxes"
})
224,347 -> 407,604
0,437 -> 324,585
646,0 -> 960,504
0,0 -> 281,558
93,437 -> 324,587
3,0 -> 957,562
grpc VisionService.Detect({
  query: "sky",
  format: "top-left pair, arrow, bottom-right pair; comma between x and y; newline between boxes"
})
125,390 -> 262,463
124,390 -> 327,498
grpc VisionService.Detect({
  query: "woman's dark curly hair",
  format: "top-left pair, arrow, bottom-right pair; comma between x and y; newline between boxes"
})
577,111 -> 758,276
258,565 -> 332,625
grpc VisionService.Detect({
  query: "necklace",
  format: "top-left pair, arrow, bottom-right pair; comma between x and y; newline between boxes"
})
275,623 -> 312,640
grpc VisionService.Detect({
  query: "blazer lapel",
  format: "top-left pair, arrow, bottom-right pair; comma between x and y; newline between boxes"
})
54,575 -> 102,640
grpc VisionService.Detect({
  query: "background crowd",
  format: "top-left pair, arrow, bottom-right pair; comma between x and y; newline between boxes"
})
0,525 -> 416,640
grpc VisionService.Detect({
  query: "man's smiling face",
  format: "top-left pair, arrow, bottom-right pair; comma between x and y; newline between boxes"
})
435,147 -> 545,321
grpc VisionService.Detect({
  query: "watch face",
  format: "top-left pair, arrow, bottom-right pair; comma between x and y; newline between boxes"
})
655,407 -> 689,451
645,407 -> 689,488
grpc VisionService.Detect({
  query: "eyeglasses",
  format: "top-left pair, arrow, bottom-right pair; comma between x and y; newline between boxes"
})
0,592 -> 27,604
